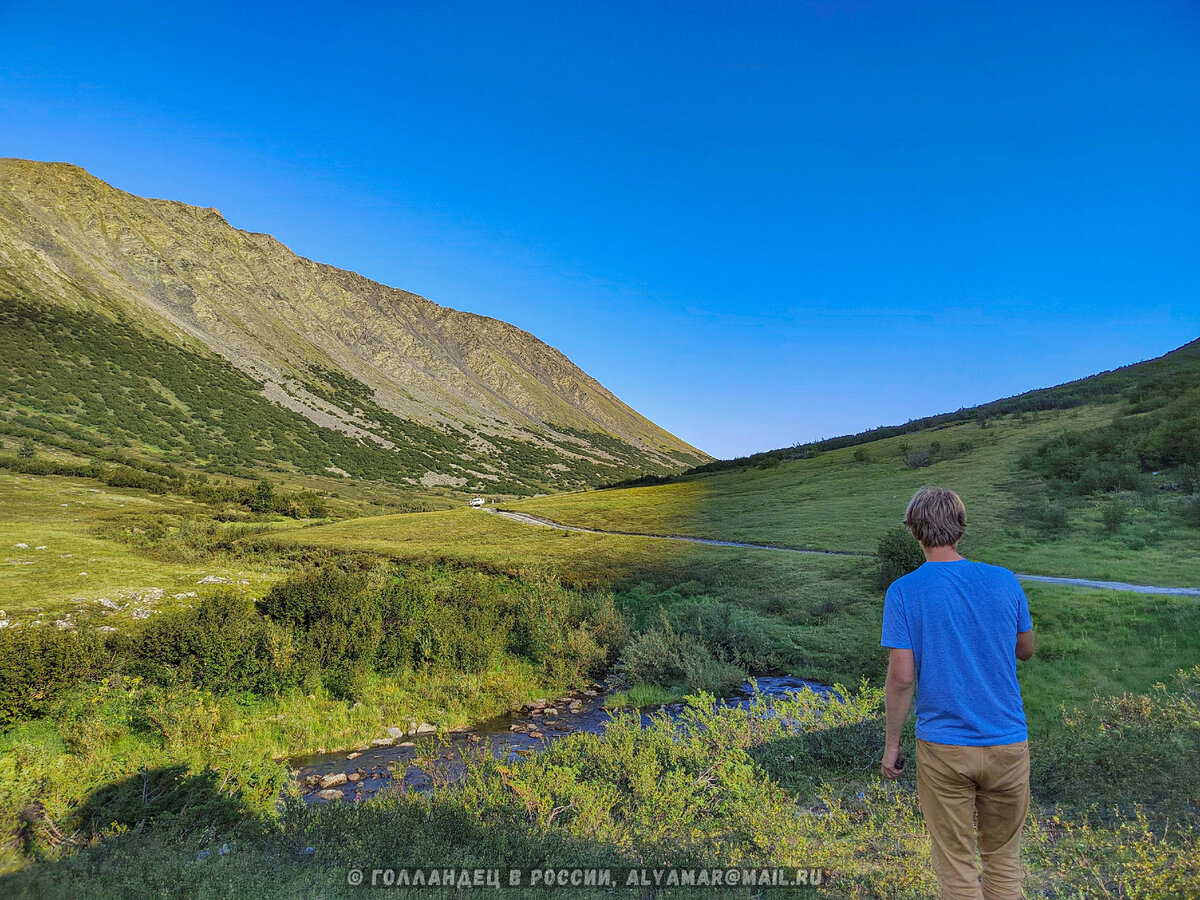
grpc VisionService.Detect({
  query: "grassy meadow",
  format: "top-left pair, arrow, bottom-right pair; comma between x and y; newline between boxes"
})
0,472 -> 295,623
513,404 -> 1200,587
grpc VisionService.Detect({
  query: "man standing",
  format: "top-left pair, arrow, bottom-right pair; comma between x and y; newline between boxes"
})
880,486 -> 1036,900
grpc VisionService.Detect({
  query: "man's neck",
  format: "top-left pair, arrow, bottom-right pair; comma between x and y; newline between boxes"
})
922,544 -> 964,562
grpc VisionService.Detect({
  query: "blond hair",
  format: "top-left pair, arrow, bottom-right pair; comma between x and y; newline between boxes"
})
904,486 -> 967,548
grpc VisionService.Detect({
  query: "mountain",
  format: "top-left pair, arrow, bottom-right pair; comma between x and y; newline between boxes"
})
0,158 -> 708,493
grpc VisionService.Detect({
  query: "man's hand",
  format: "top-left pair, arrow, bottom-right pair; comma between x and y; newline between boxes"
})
882,648 -> 916,780
881,745 -> 906,779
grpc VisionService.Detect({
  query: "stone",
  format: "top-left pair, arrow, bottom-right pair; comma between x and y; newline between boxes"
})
370,738 -> 393,747
347,773 -> 361,782
347,751 -> 361,760
385,726 -> 404,739
543,708 -> 558,717
409,721 -> 437,735
315,789 -> 344,802
528,731 -> 544,739
319,772 -> 347,789
397,741 -> 414,747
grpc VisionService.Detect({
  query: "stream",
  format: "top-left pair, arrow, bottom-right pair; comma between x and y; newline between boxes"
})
292,675 -> 830,803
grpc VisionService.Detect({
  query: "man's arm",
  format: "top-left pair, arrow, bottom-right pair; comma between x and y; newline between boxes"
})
881,647 -> 915,779
1016,629 -> 1036,660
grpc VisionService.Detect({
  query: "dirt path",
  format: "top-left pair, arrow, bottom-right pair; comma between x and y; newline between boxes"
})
486,509 -> 1200,597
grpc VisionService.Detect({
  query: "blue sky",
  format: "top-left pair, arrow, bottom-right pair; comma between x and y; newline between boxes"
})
2,1 -> 1198,458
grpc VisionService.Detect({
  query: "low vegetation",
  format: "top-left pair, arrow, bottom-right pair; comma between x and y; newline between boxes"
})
3,337 -> 1200,896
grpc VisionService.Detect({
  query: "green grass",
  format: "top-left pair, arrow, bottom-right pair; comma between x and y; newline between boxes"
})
508,405 -> 1200,587
0,472 -> 293,622
604,683 -> 684,709
1018,582 -> 1200,733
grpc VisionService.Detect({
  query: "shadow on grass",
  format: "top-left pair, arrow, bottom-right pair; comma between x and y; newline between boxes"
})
1,766 -> 666,900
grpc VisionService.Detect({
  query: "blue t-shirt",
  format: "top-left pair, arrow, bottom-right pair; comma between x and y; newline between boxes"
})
882,559 -> 1032,746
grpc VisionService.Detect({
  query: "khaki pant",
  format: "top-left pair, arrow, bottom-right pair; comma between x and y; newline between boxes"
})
916,739 -> 1030,900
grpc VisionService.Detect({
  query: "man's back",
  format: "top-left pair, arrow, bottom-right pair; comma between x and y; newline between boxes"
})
883,559 -> 1032,746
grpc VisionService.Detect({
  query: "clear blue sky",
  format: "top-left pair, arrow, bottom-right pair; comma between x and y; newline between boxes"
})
2,1 -> 1198,458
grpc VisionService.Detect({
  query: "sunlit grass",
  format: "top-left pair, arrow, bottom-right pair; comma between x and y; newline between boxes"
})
508,405 -> 1200,586
0,473 -> 291,622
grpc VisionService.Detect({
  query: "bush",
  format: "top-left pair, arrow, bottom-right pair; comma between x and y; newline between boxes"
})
875,526 -> 926,590
669,598 -> 799,672
127,593 -> 298,695
617,613 -> 746,694
852,447 -> 869,463
1026,494 -> 1071,536
904,448 -> 932,469
1100,497 -> 1129,533
0,628 -> 105,727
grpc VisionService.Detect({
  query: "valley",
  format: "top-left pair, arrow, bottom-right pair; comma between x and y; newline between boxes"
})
1,162 -> 1198,897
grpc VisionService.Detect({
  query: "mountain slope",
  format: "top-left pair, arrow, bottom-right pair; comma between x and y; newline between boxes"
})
0,158 -> 708,492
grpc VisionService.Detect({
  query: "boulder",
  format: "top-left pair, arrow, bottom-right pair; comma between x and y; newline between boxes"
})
409,721 -> 437,735
370,738 -> 393,747
319,772 -> 347,789
385,726 -> 404,739
315,789 -> 344,802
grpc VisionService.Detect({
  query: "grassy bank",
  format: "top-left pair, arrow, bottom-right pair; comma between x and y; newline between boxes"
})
5,674 -> 1198,898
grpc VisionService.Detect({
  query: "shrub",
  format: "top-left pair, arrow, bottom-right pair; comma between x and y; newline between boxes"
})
852,447 -> 869,463
1026,494 -> 1071,536
1182,496 -> 1200,529
1178,464 -> 1200,495
875,526 -> 925,590
127,593 -> 297,695
0,628 -> 105,727
616,613 -> 746,694
670,598 -> 799,672
1100,497 -> 1128,533
904,448 -> 932,469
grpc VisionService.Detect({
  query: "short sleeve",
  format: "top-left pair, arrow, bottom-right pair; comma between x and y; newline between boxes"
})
881,582 -> 912,649
1014,576 -> 1032,632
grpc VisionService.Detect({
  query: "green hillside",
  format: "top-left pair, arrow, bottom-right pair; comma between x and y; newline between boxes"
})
511,337 -> 1200,585
0,158 -> 708,495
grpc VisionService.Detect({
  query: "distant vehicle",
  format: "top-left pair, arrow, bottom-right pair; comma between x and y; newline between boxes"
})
468,497 -> 486,508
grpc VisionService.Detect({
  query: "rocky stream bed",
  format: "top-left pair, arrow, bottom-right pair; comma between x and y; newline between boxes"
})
293,675 -> 830,803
